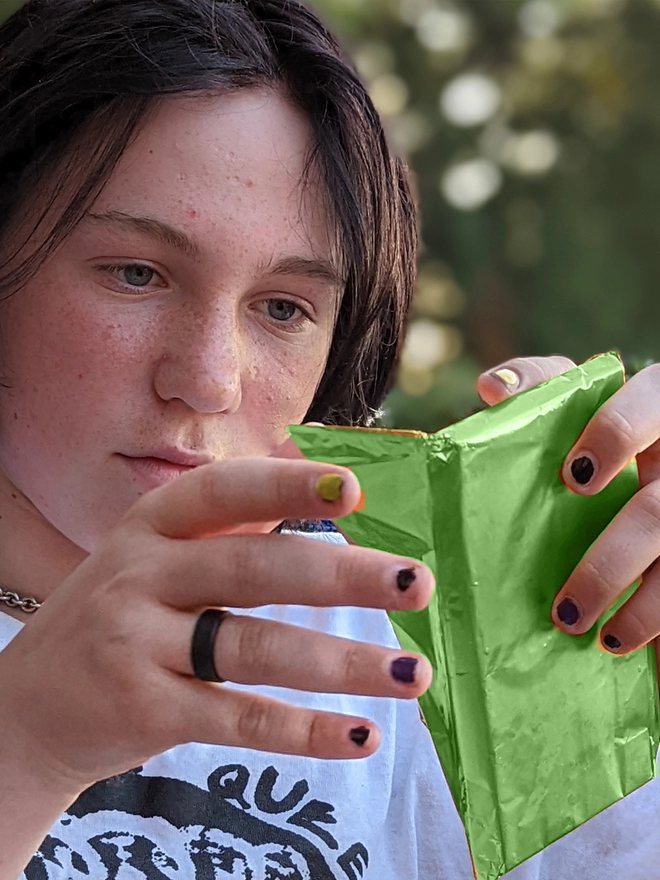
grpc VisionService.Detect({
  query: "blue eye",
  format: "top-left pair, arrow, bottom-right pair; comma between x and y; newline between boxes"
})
267,300 -> 298,322
121,265 -> 155,287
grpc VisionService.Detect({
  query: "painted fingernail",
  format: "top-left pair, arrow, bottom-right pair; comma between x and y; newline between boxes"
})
397,568 -> 416,592
602,633 -> 622,653
315,474 -> 343,502
492,369 -> 519,388
391,657 -> 418,684
353,491 -> 366,513
350,726 -> 370,746
556,597 -> 581,626
570,455 -> 595,486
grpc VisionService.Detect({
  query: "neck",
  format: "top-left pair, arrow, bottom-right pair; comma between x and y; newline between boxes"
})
0,471 -> 87,620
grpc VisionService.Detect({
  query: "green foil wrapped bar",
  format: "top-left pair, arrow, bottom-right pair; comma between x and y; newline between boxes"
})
289,353 -> 660,880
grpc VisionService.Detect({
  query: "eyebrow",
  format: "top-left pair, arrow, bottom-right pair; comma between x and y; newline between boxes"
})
84,211 -> 343,289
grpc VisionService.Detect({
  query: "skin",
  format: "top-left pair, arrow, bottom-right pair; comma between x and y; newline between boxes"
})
0,88 -> 437,875
0,89 -> 342,602
480,356 -> 660,678
0,80 -> 658,876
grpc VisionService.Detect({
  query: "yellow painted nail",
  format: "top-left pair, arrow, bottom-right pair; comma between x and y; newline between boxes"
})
316,473 -> 344,502
493,368 -> 519,387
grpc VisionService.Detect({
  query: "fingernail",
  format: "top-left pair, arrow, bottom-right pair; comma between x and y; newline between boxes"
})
492,369 -> 519,388
315,474 -> 343,502
602,633 -> 623,653
350,726 -> 370,746
397,568 -> 416,592
353,491 -> 366,513
570,455 -> 595,486
391,657 -> 418,684
556,597 -> 581,626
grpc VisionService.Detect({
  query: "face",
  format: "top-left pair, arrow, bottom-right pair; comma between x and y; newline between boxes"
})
0,89 -> 340,551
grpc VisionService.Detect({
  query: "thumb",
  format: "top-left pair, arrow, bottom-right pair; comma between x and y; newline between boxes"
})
477,356 -> 576,407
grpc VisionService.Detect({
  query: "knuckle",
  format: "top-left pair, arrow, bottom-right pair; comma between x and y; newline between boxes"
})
305,712 -> 331,754
235,699 -> 280,746
271,464 -> 297,510
198,461 -> 226,510
596,407 -> 637,449
233,619 -> 280,682
334,551 -> 368,602
616,605 -> 650,647
338,640 -> 367,690
632,486 -> 660,538
578,559 -> 617,605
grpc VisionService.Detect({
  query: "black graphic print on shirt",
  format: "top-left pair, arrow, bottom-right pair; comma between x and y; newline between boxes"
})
24,764 -> 370,880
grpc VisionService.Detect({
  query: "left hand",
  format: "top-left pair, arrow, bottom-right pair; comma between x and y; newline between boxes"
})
477,356 -> 660,670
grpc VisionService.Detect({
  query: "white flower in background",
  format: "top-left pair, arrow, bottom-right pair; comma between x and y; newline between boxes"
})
441,158 -> 502,211
440,73 -> 501,127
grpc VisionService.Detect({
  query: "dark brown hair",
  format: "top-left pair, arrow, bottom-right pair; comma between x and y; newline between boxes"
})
0,0 -> 417,426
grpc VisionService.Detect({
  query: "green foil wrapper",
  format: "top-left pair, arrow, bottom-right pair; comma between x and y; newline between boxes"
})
289,353 -> 660,880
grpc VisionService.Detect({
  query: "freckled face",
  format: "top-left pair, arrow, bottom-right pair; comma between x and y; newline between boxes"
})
0,90 -> 341,551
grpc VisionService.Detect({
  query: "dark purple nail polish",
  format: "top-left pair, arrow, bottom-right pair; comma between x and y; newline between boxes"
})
556,598 -> 580,626
571,456 -> 595,485
391,657 -> 418,684
350,726 -> 370,746
397,568 -> 416,592
603,633 -> 622,652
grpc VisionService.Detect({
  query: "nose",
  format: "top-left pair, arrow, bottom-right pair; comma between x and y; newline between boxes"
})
152,303 -> 243,414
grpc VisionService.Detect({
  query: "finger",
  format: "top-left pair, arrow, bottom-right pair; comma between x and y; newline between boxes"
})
477,356 -> 576,407
176,682 -> 382,760
561,364 -> 660,494
156,533 -> 434,611
551,481 -> 660,635
164,610 -> 432,699
597,559 -> 660,654
125,457 -> 362,539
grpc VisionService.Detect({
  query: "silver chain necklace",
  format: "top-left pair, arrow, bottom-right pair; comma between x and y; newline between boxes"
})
0,588 -> 42,613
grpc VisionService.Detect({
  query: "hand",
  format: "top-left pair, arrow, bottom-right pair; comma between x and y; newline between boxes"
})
478,356 -> 660,669
0,455 -> 434,798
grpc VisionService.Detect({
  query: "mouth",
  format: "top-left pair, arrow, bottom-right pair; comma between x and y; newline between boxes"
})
118,454 -> 204,490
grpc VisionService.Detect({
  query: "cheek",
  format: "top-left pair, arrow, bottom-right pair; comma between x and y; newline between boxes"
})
0,290 -> 145,442
244,336 -> 329,433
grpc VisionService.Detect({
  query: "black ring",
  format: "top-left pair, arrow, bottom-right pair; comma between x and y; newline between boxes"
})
191,608 -> 232,682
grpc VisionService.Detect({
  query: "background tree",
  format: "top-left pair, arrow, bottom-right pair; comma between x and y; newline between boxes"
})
316,0 -> 660,429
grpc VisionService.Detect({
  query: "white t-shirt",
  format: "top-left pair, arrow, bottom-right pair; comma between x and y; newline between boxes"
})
3,529 -> 660,880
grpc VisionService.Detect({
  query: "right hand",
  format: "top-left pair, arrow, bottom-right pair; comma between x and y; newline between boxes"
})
0,456 -> 434,799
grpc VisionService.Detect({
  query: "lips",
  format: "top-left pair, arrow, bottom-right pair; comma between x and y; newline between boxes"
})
138,447 -> 215,467
119,454 -> 206,490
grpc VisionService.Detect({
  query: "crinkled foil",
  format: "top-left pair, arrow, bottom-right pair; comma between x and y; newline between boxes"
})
289,353 -> 660,880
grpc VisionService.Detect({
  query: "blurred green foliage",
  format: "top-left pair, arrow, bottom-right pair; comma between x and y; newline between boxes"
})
0,1 -> 23,21
315,0 -> 660,428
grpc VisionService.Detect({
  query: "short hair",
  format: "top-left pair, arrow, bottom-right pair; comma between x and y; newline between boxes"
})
0,0 -> 417,425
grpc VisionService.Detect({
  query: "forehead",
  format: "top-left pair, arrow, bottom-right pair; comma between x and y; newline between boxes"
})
89,88 -> 335,262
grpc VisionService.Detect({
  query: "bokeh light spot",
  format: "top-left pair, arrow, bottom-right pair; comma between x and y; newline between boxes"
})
440,73 -> 502,127
441,158 -> 502,211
